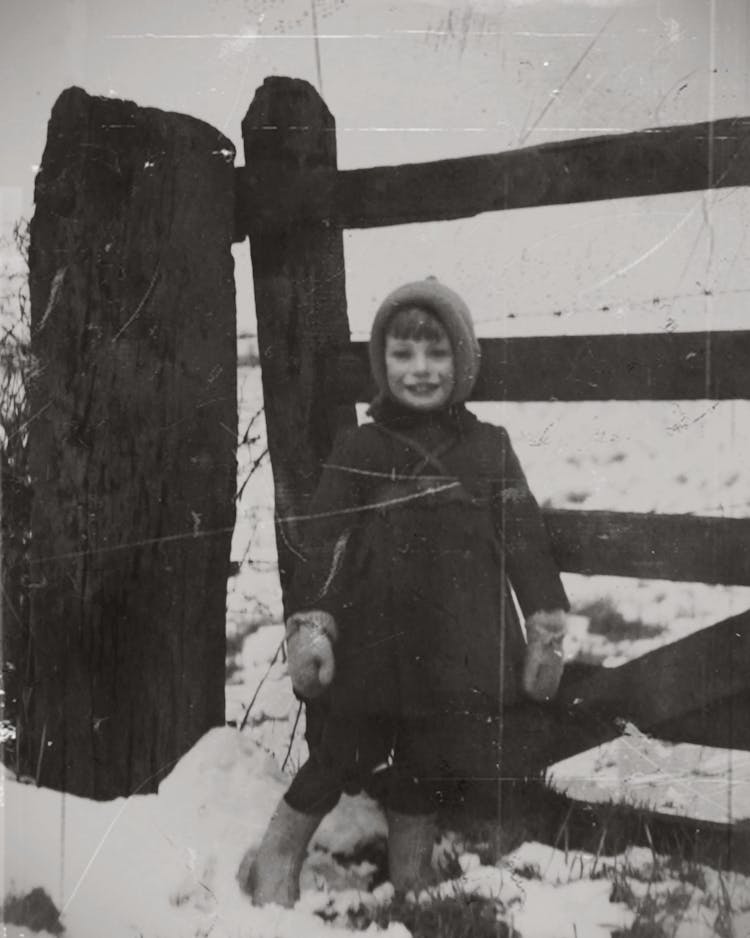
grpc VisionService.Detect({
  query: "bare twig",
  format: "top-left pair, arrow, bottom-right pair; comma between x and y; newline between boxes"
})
282,701 -> 304,774
35,721 -> 47,786
238,639 -> 284,732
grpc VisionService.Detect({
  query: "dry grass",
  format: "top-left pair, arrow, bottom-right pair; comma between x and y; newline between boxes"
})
575,596 -> 667,642
331,887 -> 518,938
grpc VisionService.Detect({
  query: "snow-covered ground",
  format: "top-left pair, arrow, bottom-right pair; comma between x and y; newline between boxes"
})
4,358 -> 750,937
7,719 -> 750,938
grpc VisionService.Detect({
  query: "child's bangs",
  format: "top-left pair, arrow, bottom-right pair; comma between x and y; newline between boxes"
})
387,306 -> 447,342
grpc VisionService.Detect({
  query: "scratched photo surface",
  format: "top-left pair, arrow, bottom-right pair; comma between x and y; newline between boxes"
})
3,2 -> 750,936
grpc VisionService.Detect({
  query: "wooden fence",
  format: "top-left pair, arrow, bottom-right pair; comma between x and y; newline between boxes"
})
237,76 -> 750,785
16,76 -> 750,837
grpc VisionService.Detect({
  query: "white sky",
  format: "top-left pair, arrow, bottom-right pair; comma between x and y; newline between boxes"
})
2,0 -> 750,335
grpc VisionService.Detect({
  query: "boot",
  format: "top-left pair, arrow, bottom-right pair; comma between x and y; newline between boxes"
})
242,798 -> 323,907
386,810 -> 438,894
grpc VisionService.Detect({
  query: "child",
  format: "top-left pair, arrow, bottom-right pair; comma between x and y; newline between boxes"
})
246,278 -> 569,907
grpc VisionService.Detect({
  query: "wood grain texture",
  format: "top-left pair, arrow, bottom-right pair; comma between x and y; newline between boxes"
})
27,87 -> 237,797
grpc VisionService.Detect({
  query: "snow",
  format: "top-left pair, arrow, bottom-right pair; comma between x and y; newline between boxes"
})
9,730 -> 750,937
4,728 -> 280,938
550,727 -> 750,825
1,731 -> 638,938
1,738 -> 635,938
4,358 -> 750,937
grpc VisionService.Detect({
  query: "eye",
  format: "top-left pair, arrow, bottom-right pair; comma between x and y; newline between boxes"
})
389,348 -> 412,360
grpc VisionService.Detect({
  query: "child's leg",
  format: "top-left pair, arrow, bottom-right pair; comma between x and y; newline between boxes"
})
245,740 -> 346,907
246,796 -> 325,908
385,808 -> 439,893
384,721 -> 441,893
245,713 -> 393,906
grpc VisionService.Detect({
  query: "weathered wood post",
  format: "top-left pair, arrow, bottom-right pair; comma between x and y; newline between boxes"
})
241,77 -> 357,610
25,87 -> 237,797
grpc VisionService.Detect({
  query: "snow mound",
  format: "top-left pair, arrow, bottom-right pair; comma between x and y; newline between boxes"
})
5,728 -> 286,938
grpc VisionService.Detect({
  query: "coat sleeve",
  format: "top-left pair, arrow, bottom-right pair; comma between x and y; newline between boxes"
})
287,426 -> 367,620
492,426 -> 569,617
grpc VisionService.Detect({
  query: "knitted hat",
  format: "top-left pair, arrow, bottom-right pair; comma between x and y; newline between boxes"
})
369,278 -> 481,405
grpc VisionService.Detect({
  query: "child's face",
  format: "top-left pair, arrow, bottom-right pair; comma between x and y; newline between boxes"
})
384,329 -> 455,411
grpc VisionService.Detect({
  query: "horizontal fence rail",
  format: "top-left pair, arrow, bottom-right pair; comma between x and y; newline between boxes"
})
235,116 -> 750,234
544,509 -> 750,586
561,609 -> 750,730
335,330 -> 750,402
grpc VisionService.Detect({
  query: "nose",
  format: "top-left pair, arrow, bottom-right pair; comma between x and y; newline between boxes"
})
412,350 -> 429,374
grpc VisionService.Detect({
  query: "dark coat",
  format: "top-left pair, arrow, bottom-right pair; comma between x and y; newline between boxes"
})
290,400 -> 568,719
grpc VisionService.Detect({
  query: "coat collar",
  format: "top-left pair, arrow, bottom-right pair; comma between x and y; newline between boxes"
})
367,394 -> 476,435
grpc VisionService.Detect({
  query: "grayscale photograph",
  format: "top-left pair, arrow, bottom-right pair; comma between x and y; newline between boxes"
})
2,1 -> 750,936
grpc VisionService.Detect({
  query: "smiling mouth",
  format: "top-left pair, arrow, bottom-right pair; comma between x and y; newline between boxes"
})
407,385 -> 439,394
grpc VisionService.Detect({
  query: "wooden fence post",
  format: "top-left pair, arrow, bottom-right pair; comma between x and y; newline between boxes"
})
25,87 -> 237,797
242,77 -> 357,611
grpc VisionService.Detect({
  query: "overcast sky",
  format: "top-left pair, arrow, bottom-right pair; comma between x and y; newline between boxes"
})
3,0 -> 749,335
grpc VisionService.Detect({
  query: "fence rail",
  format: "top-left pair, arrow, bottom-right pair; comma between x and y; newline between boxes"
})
235,116 -> 750,233
336,330 -> 750,402
560,609 -> 750,739
546,509 -> 750,586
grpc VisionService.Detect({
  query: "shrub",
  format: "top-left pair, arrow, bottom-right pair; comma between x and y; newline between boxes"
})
1,219 -> 33,774
3,887 -> 63,935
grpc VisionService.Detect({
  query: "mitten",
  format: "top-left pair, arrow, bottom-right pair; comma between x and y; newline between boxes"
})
285,610 -> 338,699
522,609 -> 567,702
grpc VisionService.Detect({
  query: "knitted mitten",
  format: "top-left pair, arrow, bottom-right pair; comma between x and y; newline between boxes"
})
285,610 -> 337,699
522,609 -> 567,702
